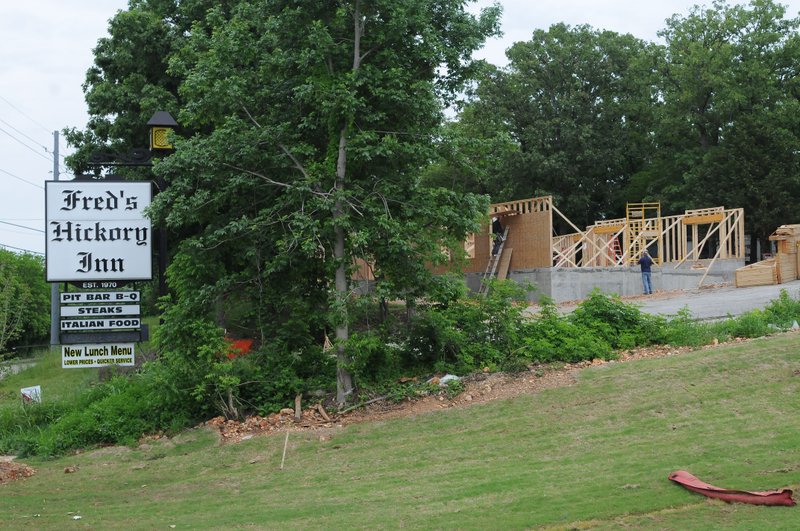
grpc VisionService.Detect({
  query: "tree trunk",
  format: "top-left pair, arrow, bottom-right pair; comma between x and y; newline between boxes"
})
334,129 -> 354,406
332,0 -> 365,406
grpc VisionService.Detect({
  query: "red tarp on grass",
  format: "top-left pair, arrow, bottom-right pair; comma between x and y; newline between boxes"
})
669,470 -> 795,506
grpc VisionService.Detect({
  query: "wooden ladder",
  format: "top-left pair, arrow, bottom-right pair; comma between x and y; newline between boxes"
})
478,226 -> 510,296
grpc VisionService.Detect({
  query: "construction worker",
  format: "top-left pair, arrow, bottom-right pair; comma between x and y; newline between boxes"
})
638,250 -> 654,294
491,217 -> 504,256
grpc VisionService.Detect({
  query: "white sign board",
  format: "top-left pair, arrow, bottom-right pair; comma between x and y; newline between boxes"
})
46,181 -> 152,281
60,291 -> 140,304
60,317 -> 142,331
62,343 -> 136,368
60,305 -> 141,317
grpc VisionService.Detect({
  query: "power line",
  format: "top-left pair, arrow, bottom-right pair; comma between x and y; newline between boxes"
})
0,220 -> 43,233
0,117 -> 49,152
0,99 -> 74,174
0,167 -> 44,189
0,242 -> 43,255
0,123 -> 53,164
0,95 -> 52,135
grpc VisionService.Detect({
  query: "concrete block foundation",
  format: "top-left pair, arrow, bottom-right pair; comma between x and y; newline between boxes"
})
468,259 -> 744,303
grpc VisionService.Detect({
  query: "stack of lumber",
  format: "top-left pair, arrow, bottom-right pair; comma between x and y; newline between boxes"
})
735,258 -> 779,287
735,224 -> 800,287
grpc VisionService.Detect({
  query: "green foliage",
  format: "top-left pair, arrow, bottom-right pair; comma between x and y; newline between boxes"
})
347,331 -> 405,386
442,378 -> 465,399
407,279 -> 531,373
0,400 -> 69,455
458,23 -> 661,222
660,307 -> 718,347
77,0 -> 499,406
523,298 -> 614,363
652,0 -> 800,246
1,374 -> 191,458
0,250 -> 49,355
568,289 -> 661,349
719,309 -> 772,339
154,304 -> 335,419
763,288 -> 800,328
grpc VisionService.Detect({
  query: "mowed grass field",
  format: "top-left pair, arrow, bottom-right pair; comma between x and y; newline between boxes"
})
2,333 -> 799,529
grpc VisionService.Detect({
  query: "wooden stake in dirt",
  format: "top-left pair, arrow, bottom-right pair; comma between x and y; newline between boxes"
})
294,393 -> 302,421
280,432 -> 289,470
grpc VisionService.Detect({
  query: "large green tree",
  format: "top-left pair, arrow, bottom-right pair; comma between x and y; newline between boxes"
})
142,0 -> 499,406
650,0 -> 800,258
457,23 -> 662,227
65,0 -> 239,173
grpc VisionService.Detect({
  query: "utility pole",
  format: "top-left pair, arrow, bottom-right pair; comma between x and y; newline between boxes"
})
49,131 -> 59,346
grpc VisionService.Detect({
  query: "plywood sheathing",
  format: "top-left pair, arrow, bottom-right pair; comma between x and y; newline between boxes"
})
496,248 -> 513,280
462,197 -> 553,274
735,258 -> 778,287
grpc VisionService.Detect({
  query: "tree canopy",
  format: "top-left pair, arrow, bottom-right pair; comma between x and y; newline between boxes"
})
451,23 -> 662,226
652,0 -> 800,257
66,0 -> 800,413
444,0 -> 800,245
68,0 -> 500,407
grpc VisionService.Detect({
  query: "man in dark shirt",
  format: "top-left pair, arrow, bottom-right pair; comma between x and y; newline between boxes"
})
491,217 -> 504,256
638,250 -> 654,294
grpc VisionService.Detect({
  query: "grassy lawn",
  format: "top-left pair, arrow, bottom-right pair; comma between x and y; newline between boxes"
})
0,347 -> 98,405
2,333 -> 799,529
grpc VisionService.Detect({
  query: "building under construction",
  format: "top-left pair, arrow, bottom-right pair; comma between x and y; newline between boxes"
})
453,196 -> 746,302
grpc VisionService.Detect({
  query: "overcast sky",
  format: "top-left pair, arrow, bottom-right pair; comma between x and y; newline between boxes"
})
2,0 -> 799,255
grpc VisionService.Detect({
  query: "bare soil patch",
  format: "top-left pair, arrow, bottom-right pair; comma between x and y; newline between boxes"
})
204,340 -> 750,443
0,460 -> 35,484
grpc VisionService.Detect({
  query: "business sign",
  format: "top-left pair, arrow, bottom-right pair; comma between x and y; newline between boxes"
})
46,181 -> 152,282
62,343 -> 135,368
60,291 -> 140,304
60,304 -> 141,317
60,317 -> 142,331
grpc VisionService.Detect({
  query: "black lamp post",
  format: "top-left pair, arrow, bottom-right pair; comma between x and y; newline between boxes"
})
146,111 -> 177,301
84,110 -> 178,301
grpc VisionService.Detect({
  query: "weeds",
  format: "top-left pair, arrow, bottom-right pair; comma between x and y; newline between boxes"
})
4,285 -> 800,458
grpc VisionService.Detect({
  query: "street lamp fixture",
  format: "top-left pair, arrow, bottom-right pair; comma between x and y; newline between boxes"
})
147,111 -> 178,151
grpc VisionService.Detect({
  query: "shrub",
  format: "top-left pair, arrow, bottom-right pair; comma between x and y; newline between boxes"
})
524,299 -> 613,363
764,289 -> 800,328
568,289 -> 655,349
407,279 -> 532,373
661,307 -> 718,347
347,331 -> 406,386
720,310 -> 772,339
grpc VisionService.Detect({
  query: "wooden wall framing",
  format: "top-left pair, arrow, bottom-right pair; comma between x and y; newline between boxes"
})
455,196 -> 745,280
